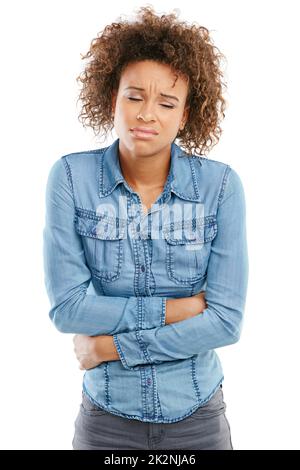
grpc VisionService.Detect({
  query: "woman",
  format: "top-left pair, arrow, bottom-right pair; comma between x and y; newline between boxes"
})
43,6 -> 248,450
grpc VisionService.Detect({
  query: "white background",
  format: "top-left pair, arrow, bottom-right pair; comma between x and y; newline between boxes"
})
0,0 -> 299,450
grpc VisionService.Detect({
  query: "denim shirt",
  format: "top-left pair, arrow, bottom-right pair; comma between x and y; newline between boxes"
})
43,137 -> 248,423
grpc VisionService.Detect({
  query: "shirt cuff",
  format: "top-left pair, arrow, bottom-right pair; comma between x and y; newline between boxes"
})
113,298 -> 167,370
142,297 -> 167,329
113,330 -> 149,369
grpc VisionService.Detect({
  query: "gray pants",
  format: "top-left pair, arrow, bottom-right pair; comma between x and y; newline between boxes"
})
72,385 -> 233,450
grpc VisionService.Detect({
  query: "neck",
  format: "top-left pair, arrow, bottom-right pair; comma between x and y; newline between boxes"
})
118,141 -> 171,192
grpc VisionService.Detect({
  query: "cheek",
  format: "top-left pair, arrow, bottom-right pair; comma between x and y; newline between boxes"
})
116,106 -> 127,121
163,112 -> 182,127
162,117 -> 182,137
114,108 -> 132,133
115,101 -> 131,118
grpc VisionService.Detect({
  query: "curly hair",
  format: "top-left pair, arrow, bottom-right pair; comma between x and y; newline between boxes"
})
76,5 -> 228,157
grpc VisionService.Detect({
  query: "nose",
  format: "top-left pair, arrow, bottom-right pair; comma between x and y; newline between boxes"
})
137,101 -> 156,121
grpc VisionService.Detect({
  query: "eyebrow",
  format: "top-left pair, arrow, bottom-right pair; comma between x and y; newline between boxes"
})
124,86 -> 179,102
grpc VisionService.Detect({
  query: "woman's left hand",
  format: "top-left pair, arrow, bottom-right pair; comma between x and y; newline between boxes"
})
73,334 -> 102,370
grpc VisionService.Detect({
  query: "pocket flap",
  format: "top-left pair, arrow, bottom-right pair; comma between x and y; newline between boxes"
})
74,207 -> 127,240
163,215 -> 217,245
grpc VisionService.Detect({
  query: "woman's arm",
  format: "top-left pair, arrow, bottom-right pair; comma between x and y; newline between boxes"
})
165,292 -> 207,324
43,157 -> 167,336
43,157 -> 206,337
105,292 -> 207,359
112,166 -> 249,369
73,293 -> 207,369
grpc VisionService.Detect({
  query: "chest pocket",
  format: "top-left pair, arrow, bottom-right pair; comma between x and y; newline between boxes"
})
164,215 -> 217,285
74,208 -> 126,282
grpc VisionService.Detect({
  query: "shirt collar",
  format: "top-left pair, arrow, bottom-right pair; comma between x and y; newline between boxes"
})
98,137 -> 202,202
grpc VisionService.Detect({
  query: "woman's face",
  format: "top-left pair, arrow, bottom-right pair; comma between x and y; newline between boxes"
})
112,60 -> 190,156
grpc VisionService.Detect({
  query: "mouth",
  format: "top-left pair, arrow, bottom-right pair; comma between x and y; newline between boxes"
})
129,128 -> 159,140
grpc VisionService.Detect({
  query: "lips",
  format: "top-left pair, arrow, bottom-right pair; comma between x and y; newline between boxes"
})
130,127 -> 158,135
129,128 -> 159,140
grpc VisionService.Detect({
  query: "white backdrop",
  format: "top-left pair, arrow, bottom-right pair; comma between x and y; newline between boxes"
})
0,0 -> 299,450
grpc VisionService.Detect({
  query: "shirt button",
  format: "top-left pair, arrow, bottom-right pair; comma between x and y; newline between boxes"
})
147,378 -> 152,386
136,223 -> 140,232
141,265 -> 145,272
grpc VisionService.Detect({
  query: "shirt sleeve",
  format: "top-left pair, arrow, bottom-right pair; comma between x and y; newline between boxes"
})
113,166 -> 249,369
42,157 -> 167,336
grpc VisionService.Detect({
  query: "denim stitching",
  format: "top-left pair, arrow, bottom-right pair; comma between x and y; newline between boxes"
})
81,382 -> 106,412
137,297 -> 143,330
135,330 -> 151,362
74,224 -> 125,241
169,188 -> 201,202
189,157 -> 201,199
62,156 -> 75,202
165,241 -> 205,285
164,215 -> 217,285
90,266 -> 120,282
217,164 -> 231,209
142,238 -> 151,295
191,355 -> 201,402
98,144 -> 125,197
104,362 -> 110,407
75,206 -> 127,228
154,369 -> 164,420
132,236 -> 140,296
140,366 -> 147,418
112,334 -> 131,370
163,216 -> 217,243
80,376 -> 225,424
129,196 -> 142,298
98,149 -> 104,198
88,239 -> 122,282
163,215 -> 216,231
160,298 -> 166,327
62,147 -> 105,157
148,224 -> 156,295
74,208 -> 124,281
150,363 -> 159,420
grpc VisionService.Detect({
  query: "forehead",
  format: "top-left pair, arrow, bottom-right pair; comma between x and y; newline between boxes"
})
119,60 -> 189,92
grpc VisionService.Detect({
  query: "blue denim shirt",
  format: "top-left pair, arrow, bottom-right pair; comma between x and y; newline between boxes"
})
43,137 -> 248,423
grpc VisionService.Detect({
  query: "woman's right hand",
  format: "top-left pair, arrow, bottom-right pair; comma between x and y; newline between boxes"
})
165,291 -> 207,325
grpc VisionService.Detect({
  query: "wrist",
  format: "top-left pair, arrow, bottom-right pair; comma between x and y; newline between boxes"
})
95,335 -> 120,362
165,299 -> 176,324
166,298 -> 187,324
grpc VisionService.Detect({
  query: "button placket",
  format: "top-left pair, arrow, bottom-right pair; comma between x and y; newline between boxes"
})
143,367 -> 156,420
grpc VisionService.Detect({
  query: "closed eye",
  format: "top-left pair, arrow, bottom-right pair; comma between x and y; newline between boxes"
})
127,97 -> 174,109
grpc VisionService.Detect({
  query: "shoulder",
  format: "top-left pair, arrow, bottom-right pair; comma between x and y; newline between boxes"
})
48,146 -> 109,185
60,146 -> 106,166
188,155 -> 230,200
190,155 -> 246,208
192,154 -> 230,178
47,146 -> 106,172
197,155 -> 244,186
